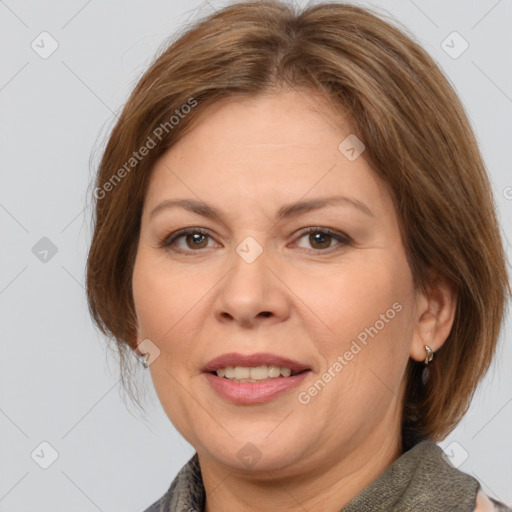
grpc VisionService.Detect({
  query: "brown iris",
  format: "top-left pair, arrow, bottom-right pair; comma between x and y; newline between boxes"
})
186,232 -> 209,249
309,231 -> 332,250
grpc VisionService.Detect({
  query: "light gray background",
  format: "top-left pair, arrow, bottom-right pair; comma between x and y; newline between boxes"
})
1,0 -> 511,510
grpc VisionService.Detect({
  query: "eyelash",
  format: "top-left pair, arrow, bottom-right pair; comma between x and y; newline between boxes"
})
159,227 -> 351,255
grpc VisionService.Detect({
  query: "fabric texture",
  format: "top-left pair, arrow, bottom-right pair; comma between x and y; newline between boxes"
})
142,440 -> 511,512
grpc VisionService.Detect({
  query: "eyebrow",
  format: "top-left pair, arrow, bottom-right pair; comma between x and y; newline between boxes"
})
149,195 -> 374,223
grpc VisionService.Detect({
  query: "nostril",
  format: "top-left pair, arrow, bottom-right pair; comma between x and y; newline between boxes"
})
259,311 -> 272,318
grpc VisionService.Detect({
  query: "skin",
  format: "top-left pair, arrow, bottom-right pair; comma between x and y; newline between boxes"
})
475,490 -> 497,511
131,87 -> 457,512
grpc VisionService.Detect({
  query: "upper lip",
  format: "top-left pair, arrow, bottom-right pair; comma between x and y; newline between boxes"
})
201,352 -> 311,373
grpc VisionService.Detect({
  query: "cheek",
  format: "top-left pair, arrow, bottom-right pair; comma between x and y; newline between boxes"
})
131,247 -> 214,377
297,256 -> 412,350
297,252 -> 416,409
132,255 -> 167,340
132,248 -> 198,341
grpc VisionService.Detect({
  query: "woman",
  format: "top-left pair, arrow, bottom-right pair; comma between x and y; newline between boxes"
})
86,1 -> 511,510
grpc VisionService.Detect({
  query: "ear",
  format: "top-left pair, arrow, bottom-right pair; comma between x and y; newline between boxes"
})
410,270 -> 457,362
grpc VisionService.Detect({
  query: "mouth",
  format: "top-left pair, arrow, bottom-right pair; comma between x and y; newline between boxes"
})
210,365 -> 308,382
201,352 -> 312,403
202,352 -> 311,377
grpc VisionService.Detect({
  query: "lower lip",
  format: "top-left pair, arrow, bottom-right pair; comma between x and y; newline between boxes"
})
203,371 -> 311,405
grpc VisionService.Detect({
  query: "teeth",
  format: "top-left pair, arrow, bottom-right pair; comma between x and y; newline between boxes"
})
268,365 -> 281,378
234,366 -> 250,379
249,365 -> 268,379
215,365 -> 299,381
280,367 -> 292,377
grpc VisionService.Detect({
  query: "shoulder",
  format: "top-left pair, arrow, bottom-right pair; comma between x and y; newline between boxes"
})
402,442 -> 511,512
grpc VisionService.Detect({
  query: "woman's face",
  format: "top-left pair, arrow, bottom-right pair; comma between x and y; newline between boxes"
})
132,88 -> 427,474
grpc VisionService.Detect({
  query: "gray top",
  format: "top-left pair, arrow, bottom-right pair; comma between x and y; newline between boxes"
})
143,440 -> 511,512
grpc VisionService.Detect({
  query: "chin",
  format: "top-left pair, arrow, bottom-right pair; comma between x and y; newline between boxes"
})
201,431 -> 308,474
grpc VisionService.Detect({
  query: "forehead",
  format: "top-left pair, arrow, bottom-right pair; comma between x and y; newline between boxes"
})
143,89 -> 390,219
166,88 -> 350,164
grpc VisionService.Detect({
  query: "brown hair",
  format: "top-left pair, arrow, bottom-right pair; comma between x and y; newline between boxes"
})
86,0 -> 510,446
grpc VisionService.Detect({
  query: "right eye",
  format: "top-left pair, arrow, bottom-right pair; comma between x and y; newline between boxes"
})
159,228 -> 220,253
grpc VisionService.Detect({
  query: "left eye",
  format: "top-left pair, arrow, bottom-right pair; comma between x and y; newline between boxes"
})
294,228 -> 350,251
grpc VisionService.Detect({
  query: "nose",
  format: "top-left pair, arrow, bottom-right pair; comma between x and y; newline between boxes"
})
214,246 -> 291,328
